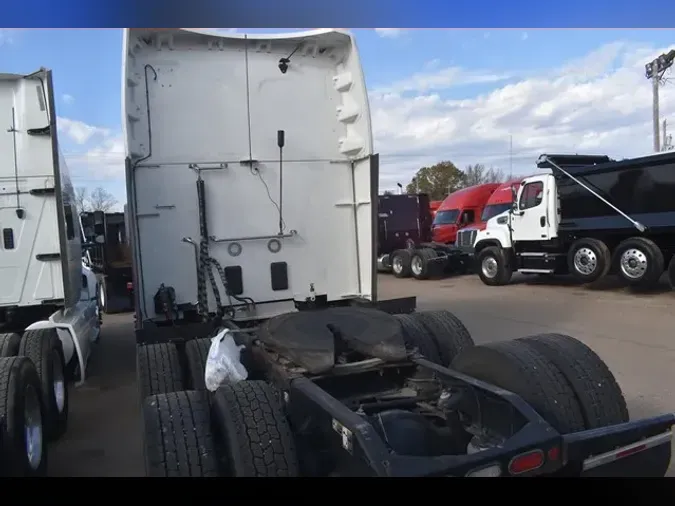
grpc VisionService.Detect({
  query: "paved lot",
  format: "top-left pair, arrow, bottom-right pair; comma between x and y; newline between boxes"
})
50,273 -> 675,476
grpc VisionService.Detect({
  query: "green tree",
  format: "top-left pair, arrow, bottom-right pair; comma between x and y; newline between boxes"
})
462,164 -> 506,187
405,161 -> 464,201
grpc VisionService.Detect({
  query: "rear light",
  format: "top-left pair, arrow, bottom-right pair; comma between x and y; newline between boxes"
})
508,449 -> 544,475
126,282 -> 133,290
466,463 -> 502,477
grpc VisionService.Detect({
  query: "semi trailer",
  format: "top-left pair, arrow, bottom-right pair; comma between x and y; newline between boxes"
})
0,69 -> 101,476
473,153 -> 675,289
126,28 -> 674,478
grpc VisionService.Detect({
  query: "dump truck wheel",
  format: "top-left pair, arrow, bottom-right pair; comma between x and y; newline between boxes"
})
568,238 -> 610,283
137,343 -> 183,402
185,338 -> 211,391
476,246 -> 512,286
391,249 -> 412,278
0,333 -> 21,357
0,357 -> 47,476
615,237 -> 664,288
518,333 -> 669,476
394,314 -> 441,363
452,340 -> 585,435
410,248 -> 437,280
19,328 -> 68,442
212,380 -> 299,477
142,390 -> 218,477
414,310 -> 474,366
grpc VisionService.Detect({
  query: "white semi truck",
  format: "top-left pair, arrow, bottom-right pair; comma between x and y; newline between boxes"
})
0,69 -> 101,476
126,29 -> 674,478
469,153 -> 675,289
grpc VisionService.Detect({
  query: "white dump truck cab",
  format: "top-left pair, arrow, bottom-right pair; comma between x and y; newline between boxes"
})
0,69 -> 101,385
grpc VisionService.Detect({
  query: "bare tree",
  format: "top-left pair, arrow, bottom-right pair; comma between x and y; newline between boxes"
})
463,164 -> 506,187
75,186 -> 91,212
88,187 -> 117,212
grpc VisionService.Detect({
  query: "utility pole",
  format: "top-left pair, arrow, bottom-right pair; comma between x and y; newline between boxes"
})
645,50 -> 675,153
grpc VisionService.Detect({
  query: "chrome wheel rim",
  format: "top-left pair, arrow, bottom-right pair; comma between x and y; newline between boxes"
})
620,248 -> 647,279
24,384 -> 43,470
392,256 -> 403,274
99,283 -> 105,308
573,247 -> 597,276
481,256 -> 498,279
411,256 -> 423,276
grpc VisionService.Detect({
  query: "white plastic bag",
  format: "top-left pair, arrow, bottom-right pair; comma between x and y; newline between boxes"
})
204,328 -> 248,392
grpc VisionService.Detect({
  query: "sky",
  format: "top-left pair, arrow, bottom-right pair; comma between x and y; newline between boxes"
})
1,28 -> 675,209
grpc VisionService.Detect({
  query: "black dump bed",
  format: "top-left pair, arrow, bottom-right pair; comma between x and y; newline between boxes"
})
537,152 -> 675,233
377,193 -> 432,255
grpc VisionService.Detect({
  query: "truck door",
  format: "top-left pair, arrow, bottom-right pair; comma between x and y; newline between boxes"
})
510,175 -> 556,242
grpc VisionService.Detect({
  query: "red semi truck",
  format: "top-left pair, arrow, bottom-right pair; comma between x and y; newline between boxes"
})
429,200 -> 443,219
431,183 -> 501,244
455,179 -> 522,252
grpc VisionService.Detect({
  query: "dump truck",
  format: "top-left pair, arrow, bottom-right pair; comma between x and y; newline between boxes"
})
0,68 -> 101,476
125,29 -> 674,477
473,153 -> 675,289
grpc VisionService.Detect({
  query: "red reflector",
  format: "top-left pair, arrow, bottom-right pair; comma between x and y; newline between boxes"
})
547,446 -> 560,461
509,450 -> 545,475
616,444 -> 647,459
126,282 -> 133,290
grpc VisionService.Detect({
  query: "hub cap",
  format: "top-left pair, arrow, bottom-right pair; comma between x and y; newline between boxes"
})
481,256 -> 498,279
573,247 -> 597,276
411,256 -> 423,276
24,384 -> 43,470
620,248 -> 647,279
53,352 -> 65,413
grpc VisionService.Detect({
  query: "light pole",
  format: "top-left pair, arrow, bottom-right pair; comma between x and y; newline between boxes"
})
645,50 -> 675,152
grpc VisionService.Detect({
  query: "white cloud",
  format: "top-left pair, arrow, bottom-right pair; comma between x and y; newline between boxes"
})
62,94 -> 74,105
375,29 -> 406,39
371,41 -> 675,192
57,117 -> 110,144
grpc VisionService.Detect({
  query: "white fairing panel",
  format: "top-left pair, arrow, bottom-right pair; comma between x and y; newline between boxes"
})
0,70 -> 82,308
123,29 -> 375,321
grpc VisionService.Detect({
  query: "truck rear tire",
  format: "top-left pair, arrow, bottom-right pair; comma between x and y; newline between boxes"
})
98,277 -> 108,314
0,357 -> 47,476
137,343 -> 184,402
615,237 -> 664,288
394,314 -> 441,363
185,338 -> 211,391
142,390 -> 218,477
19,328 -> 68,442
517,333 -> 669,477
668,254 -> 675,290
476,246 -> 512,286
212,380 -> 299,477
410,248 -> 437,280
414,310 -> 474,366
451,340 -> 586,435
391,249 -> 412,278
0,333 -> 21,357
568,238 -> 610,284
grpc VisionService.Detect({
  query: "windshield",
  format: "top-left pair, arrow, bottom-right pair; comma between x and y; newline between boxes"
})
481,203 -> 512,222
433,209 -> 460,225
